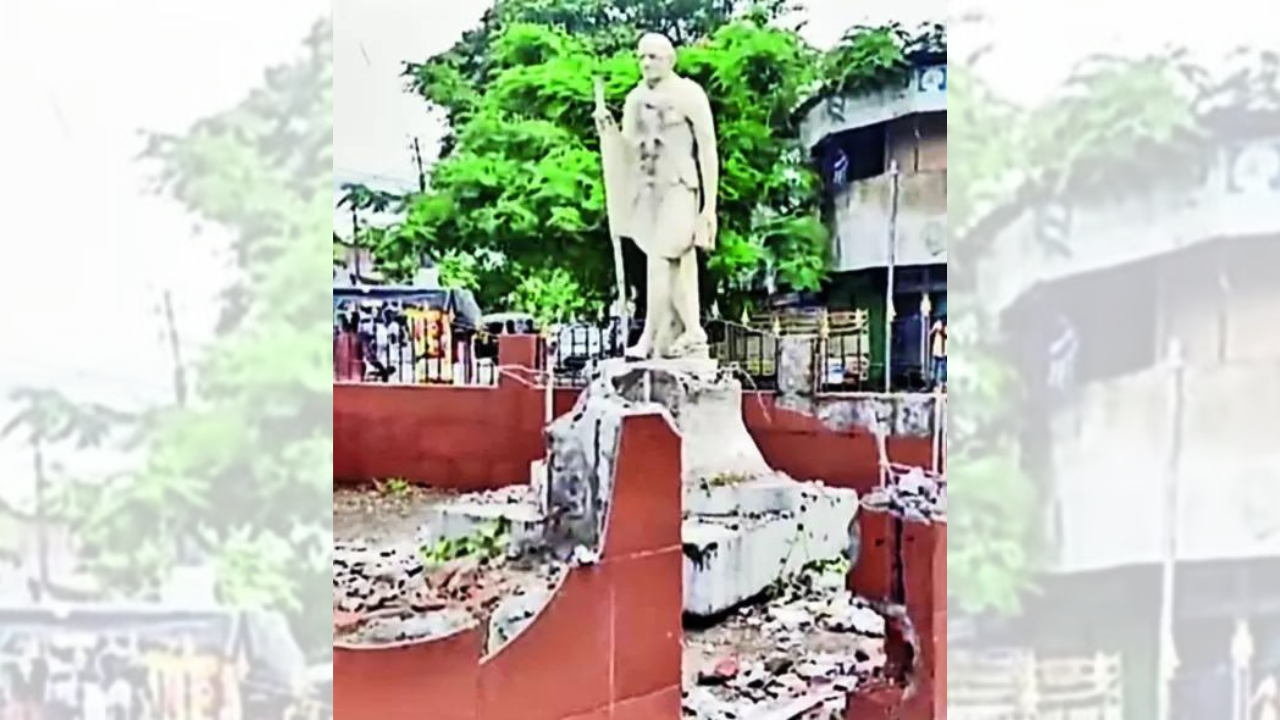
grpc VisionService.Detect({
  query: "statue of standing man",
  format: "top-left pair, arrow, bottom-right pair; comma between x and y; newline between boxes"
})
595,33 -> 719,360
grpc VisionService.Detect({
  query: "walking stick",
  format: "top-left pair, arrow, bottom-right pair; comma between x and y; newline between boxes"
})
594,76 -> 630,353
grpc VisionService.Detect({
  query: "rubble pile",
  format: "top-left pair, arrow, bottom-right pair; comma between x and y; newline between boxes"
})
333,484 -> 568,652
861,466 -> 946,522
682,562 -> 888,719
333,541 -> 566,650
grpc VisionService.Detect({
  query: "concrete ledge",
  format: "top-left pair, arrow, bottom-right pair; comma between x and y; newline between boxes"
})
418,501 -> 546,554
683,485 -> 858,616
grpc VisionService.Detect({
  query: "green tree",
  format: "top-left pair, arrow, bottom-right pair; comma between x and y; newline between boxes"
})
1,388 -> 142,587
369,1 -> 840,319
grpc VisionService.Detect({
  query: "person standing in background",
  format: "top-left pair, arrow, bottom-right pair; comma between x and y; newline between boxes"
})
1047,313 -> 1078,393
929,318 -> 947,391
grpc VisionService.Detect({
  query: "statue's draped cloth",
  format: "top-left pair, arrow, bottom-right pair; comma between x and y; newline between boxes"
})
599,86 -> 703,261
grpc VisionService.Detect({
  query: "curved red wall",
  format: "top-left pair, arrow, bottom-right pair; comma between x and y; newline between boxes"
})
334,413 -> 684,720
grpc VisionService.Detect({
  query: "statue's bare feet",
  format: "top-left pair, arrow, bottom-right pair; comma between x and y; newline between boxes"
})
667,332 -> 710,359
624,341 -> 652,360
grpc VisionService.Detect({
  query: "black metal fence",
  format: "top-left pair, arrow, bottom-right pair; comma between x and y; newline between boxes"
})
707,320 -> 779,390
817,316 -> 942,393
547,319 -> 632,387
334,327 -> 498,386
334,313 -> 941,393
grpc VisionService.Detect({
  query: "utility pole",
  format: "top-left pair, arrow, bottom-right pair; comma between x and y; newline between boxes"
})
1156,338 -> 1185,720
411,137 -> 427,192
883,159 -> 900,393
160,288 -> 189,407
32,435 -> 49,594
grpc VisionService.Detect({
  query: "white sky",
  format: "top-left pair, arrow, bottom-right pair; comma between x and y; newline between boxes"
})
0,0 -> 326,498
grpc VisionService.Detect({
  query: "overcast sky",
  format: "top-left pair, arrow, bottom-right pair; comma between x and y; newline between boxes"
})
0,0 -> 327,497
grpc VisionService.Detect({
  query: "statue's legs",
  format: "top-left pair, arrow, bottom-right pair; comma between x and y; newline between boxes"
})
667,250 -> 707,356
628,254 -> 668,358
626,184 -> 700,359
653,258 -> 683,357
629,255 -> 683,359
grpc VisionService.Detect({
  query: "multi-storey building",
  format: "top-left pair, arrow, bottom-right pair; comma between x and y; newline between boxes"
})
798,55 -> 946,387
979,134 -> 1280,719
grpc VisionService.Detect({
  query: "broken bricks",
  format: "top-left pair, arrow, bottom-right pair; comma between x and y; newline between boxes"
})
682,563 -> 890,719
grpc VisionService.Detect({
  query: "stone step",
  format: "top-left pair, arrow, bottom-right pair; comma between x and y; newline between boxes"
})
418,479 -> 859,619
683,483 -> 858,616
685,474 -> 841,517
417,489 -> 547,556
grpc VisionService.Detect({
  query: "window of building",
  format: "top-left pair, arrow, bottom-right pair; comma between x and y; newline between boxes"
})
818,124 -> 888,191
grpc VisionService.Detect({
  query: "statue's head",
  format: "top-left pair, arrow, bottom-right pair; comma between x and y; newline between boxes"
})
637,33 -> 676,85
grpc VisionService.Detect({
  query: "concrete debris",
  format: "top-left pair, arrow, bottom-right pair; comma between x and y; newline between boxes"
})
682,563 -> 887,719
683,478 -> 859,616
334,540 -> 567,652
333,482 -> 569,654
861,466 -> 946,522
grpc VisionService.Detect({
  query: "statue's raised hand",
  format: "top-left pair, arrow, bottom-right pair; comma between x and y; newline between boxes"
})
593,106 -> 617,136
592,77 -> 617,136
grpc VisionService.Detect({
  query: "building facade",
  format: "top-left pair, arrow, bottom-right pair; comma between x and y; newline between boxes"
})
799,61 -> 947,387
981,135 -> 1280,719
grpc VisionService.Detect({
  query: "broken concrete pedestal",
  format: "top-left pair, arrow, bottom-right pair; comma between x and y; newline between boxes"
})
417,358 -> 858,617
684,475 -> 858,615
565,359 -> 858,617
589,358 -> 772,485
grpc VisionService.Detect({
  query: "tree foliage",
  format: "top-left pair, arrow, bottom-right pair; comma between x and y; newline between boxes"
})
352,1 -> 935,319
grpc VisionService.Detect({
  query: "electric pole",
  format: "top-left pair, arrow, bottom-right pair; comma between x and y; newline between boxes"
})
411,137 -> 426,192
159,288 -> 189,407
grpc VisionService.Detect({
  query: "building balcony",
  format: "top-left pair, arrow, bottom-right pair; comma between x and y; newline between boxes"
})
799,64 -> 947,152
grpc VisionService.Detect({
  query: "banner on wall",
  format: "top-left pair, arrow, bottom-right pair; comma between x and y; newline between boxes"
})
406,308 -> 453,382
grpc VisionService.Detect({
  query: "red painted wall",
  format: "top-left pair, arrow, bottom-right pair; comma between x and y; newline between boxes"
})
333,337 -> 945,719
334,384 -> 934,496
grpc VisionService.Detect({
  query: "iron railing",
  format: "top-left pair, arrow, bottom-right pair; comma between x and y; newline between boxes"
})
333,314 -> 944,394
334,327 -> 497,386
707,320 -> 779,390
547,319 -> 632,387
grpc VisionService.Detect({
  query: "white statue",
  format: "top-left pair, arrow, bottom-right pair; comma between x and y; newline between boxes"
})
595,33 -> 719,360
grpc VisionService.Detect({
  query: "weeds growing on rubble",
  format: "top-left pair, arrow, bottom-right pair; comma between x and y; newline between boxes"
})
419,518 -> 514,566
